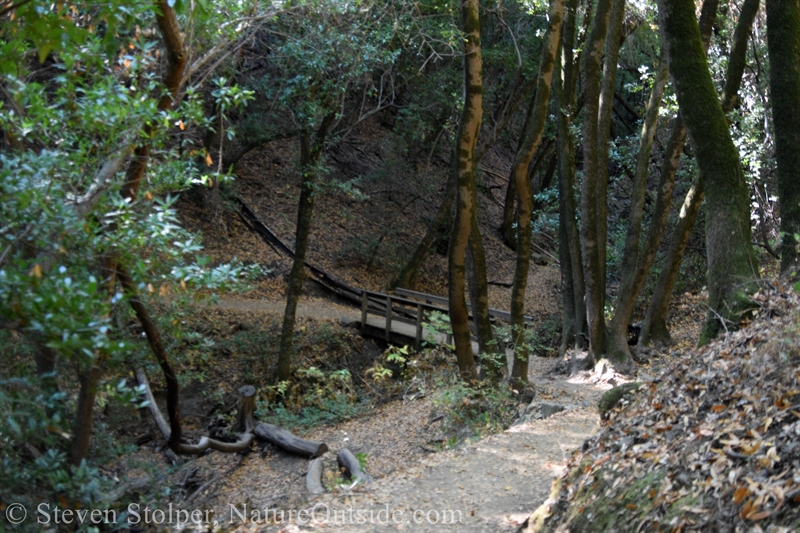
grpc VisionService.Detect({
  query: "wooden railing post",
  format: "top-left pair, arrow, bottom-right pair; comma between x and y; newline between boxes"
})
385,296 -> 392,341
361,290 -> 368,334
415,303 -> 423,351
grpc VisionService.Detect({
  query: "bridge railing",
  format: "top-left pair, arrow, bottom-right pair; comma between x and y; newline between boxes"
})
393,287 -> 534,324
359,290 -> 451,351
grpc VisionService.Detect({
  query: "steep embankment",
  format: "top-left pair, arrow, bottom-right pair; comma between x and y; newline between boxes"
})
523,285 -> 800,533
177,120 -> 562,329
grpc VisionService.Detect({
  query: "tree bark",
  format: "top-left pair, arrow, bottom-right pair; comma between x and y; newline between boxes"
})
69,0 -> 187,466
466,226 -> 502,378
766,0 -> 800,275
391,160 -> 455,290
555,0 -> 586,353
595,0 -> 626,305
121,0 -> 187,201
658,0 -> 758,345
580,0 -> 615,363
509,0 -> 565,385
253,423 -> 328,458
277,114 -> 335,382
604,54 -> 669,367
635,0 -> 722,347
639,177 -> 704,347
639,0 -> 756,346
448,0 -> 482,381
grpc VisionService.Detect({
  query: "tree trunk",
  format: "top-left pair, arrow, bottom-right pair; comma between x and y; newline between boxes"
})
635,0 -> 722,347
117,266 -> 186,452
556,0 -> 586,352
595,0 -> 626,309
580,0 -> 615,363
277,114 -> 335,382
121,0 -> 187,201
658,0 -> 758,345
509,0 -> 565,386
766,0 -> 800,275
639,177 -> 704,347
500,93 -> 537,248
69,1 -> 187,466
639,0 -> 756,346
448,0 -> 482,382
605,54 -> 669,367
467,224 -> 502,378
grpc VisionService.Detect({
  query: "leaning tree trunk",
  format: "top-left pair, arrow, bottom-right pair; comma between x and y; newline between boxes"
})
766,0 -> 800,275
604,54 -> 669,366
580,0 -> 615,363
658,0 -> 758,345
448,0 -> 482,382
634,0 -> 722,347
509,0 -> 565,386
639,0 -> 756,347
277,114 -> 335,381
70,0 -> 187,467
639,177 -> 705,347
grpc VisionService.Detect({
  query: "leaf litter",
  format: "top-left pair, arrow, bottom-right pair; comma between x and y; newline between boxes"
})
524,282 -> 800,533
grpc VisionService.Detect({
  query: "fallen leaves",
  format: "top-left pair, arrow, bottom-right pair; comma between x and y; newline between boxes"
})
531,284 -> 800,532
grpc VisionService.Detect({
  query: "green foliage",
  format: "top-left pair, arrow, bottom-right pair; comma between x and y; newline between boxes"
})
256,366 -> 366,430
434,379 -> 516,446
423,311 -> 453,349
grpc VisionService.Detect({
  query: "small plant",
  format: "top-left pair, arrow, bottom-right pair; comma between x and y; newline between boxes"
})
356,452 -> 368,471
433,379 -> 517,446
423,311 -> 453,349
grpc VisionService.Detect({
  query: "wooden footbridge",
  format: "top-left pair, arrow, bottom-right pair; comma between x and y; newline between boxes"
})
239,201 -> 533,353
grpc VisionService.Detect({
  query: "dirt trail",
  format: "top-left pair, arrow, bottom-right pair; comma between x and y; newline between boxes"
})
210,358 -> 609,533
291,408 -> 600,533
209,296 -> 360,322
185,296 -> 608,533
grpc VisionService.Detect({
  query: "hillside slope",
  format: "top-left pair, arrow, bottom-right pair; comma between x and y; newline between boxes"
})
177,120 -> 562,327
523,284 -> 800,533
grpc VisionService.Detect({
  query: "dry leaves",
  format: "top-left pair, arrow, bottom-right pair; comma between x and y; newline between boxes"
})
531,283 -> 800,532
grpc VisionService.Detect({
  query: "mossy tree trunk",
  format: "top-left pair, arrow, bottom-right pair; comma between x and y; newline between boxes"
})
766,0 -> 800,275
277,114 -> 335,382
508,0 -> 565,386
555,0 -> 586,354
595,0 -> 626,306
658,0 -> 758,345
605,55 -> 669,366
579,0 -> 615,363
636,0 -> 720,348
639,0 -> 757,347
467,220 -> 502,378
448,0 -> 482,382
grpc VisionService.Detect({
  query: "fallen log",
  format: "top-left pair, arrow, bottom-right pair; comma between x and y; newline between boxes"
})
337,448 -> 372,484
135,368 -> 254,454
253,423 -> 328,458
306,458 -> 325,495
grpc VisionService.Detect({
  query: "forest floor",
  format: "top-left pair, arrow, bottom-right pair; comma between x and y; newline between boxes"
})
106,120 -> 723,531
114,287 -> 703,533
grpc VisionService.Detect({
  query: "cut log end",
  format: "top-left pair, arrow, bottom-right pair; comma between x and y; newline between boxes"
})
237,385 -> 257,433
337,448 -> 372,484
306,458 -> 326,495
